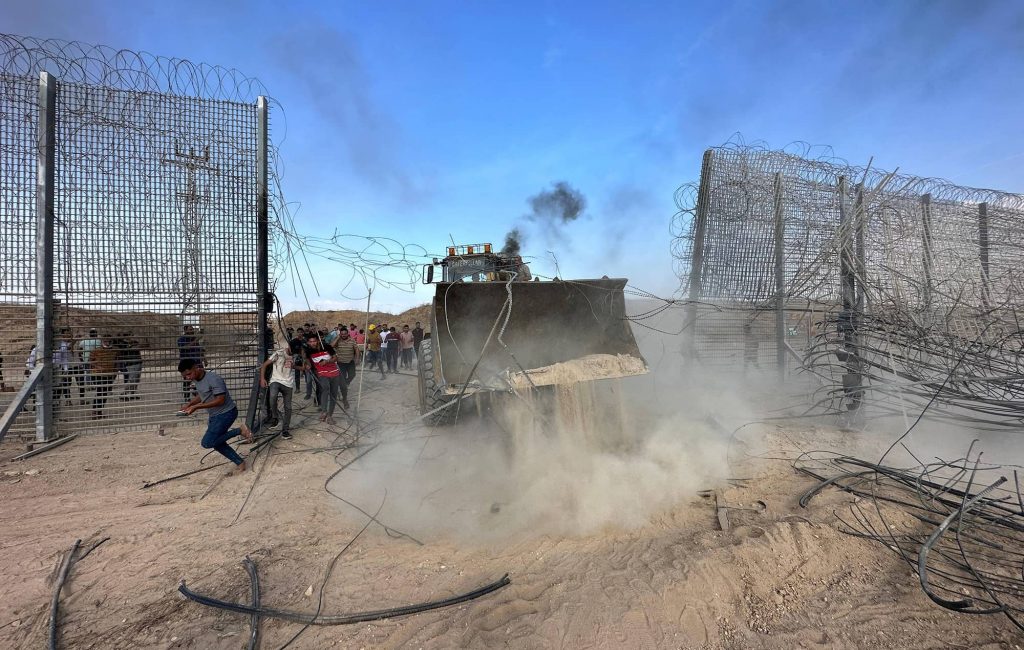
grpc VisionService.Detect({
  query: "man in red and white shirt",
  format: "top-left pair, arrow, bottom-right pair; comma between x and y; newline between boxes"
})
307,334 -> 347,425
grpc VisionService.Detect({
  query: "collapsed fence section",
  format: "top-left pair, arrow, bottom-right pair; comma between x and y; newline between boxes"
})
672,142 -> 1024,426
0,35 -> 272,442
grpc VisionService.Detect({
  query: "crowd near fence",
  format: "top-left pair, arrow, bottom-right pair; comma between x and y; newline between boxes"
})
0,35 -> 271,443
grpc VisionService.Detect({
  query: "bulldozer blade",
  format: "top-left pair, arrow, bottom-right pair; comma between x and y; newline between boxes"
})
429,278 -> 647,391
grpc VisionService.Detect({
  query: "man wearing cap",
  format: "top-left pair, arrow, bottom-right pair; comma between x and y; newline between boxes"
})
302,333 -> 321,406
366,325 -> 385,379
289,327 -> 306,391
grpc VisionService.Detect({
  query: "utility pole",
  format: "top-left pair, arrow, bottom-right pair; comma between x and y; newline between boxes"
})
162,144 -> 217,322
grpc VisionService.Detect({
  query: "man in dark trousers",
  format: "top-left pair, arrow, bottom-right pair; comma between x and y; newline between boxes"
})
333,327 -> 360,388
177,325 -> 204,401
179,359 -> 253,472
384,326 -> 401,373
307,334 -> 345,424
412,321 -> 425,360
258,340 -> 304,440
289,327 -> 306,391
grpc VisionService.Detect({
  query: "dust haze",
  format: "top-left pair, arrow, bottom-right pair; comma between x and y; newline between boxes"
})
328,314 -> 756,543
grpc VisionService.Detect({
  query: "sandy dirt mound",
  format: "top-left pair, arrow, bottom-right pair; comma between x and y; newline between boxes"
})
0,370 -> 1020,648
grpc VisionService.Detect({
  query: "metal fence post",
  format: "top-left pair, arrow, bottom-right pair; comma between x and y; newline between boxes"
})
685,149 -> 713,359
979,202 -> 990,310
772,172 -> 786,381
256,96 -> 269,362
920,193 -> 934,316
246,96 -> 270,430
854,184 -> 866,314
838,176 -> 862,413
35,71 -> 57,443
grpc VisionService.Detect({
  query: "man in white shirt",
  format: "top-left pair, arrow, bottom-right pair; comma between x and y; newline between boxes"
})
53,329 -> 72,404
77,328 -> 101,399
258,341 -> 305,440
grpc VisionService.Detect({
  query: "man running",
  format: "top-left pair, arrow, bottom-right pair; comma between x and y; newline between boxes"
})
178,359 -> 253,472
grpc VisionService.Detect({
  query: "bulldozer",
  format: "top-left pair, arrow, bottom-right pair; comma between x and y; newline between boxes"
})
418,243 -> 648,423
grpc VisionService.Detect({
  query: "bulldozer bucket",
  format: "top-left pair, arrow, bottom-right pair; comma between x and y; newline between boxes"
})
428,278 -> 647,393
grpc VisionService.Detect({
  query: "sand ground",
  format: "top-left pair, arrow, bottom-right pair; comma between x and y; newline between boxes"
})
0,366 -> 1021,649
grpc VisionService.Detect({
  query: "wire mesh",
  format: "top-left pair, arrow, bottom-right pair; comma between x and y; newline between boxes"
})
0,73 -> 39,438
0,35 -> 267,438
673,141 -> 1024,425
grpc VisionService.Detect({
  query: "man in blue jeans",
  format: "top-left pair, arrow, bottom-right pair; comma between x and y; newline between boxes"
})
179,359 -> 253,473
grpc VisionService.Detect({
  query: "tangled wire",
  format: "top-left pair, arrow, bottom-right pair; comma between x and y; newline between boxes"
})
672,137 -> 1024,427
796,442 -> 1023,632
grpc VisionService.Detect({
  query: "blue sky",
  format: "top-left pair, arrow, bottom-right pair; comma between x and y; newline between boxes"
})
6,0 -> 1024,312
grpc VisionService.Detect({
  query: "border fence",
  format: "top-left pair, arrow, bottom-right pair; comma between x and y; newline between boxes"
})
672,142 -> 1024,427
0,35 -> 272,443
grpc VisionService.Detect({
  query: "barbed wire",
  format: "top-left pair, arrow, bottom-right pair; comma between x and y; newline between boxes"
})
0,33 -> 269,102
0,32 -> 437,308
673,138 -> 1024,427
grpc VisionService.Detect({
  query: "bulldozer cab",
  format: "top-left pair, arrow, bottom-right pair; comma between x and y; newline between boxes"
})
422,243 -> 529,284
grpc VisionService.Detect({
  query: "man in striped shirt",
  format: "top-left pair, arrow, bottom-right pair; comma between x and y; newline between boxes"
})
307,335 -> 347,425
333,328 -> 360,388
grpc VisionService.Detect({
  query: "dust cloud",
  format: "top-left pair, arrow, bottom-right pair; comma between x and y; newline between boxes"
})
329,321 -> 755,543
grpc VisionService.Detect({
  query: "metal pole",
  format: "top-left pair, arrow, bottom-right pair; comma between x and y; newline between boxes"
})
256,96 -> 269,362
839,177 -> 855,313
920,193 -> 934,316
685,149 -> 713,359
854,184 -> 866,313
246,96 -> 270,430
838,176 -> 861,413
36,71 -> 57,443
772,172 -> 786,381
979,202 -> 990,310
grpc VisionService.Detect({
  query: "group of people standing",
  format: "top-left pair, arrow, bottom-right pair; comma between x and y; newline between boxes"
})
16,328 -> 145,419
253,320 -> 427,439
0,317 -> 429,475
364,322 -> 423,377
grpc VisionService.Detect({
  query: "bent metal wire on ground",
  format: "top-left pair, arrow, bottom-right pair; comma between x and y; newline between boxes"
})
795,444 -> 1024,632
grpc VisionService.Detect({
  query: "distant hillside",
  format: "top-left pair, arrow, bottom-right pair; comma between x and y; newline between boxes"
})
280,304 -> 432,333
